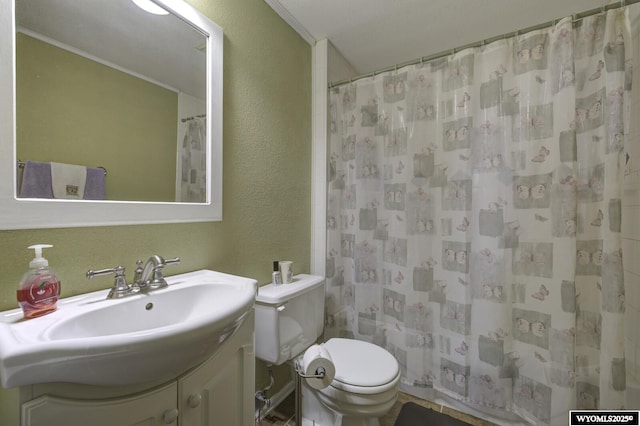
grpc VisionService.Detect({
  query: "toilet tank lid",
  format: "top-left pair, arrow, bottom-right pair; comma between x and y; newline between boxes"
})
256,274 -> 325,305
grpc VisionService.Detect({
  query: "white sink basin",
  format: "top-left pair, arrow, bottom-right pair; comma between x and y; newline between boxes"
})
0,269 -> 257,388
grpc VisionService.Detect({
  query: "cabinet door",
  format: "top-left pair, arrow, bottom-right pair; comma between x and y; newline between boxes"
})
21,382 -> 178,426
179,312 -> 255,426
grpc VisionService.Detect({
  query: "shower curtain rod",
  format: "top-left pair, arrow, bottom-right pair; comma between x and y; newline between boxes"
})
328,0 -> 640,88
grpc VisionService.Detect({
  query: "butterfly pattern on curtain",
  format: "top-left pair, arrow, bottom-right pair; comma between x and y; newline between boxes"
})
325,9 -> 633,426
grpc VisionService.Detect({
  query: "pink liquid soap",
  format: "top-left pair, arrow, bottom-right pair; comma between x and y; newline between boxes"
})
17,274 -> 61,319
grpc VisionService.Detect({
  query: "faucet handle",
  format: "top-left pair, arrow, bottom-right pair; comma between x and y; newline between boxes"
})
86,266 -> 122,279
149,257 -> 180,289
164,257 -> 180,266
87,266 -> 133,299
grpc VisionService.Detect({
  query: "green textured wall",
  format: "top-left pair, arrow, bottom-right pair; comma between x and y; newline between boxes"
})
0,0 -> 311,407
16,33 -> 179,202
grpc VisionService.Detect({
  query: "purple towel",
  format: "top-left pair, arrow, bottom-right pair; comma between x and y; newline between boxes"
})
84,167 -> 106,200
19,161 -> 54,198
19,160 -> 106,200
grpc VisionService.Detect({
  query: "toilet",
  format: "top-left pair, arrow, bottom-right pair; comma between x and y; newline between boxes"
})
254,274 -> 400,426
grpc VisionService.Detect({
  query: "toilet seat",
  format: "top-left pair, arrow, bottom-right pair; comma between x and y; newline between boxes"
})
322,338 -> 400,394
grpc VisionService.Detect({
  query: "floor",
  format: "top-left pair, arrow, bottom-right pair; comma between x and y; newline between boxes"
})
257,391 -> 498,426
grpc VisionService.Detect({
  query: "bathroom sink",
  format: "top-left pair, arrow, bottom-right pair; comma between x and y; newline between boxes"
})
0,269 -> 257,388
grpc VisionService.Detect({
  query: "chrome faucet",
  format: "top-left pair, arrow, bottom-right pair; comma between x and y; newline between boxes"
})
87,255 -> 180,299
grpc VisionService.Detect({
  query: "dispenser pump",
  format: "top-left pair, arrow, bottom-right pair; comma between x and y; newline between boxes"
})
28,244 -> 52,269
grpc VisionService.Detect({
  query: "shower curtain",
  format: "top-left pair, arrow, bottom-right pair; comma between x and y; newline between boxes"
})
325,9 -> 633,425
178,117 -> 206,202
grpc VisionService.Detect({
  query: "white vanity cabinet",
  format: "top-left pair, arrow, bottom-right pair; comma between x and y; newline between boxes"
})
21,382 -> 179,425
177,310 -> 256,426
17,311 -> 255,426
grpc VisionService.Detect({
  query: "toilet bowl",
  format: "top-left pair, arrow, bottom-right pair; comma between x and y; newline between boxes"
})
254,275 -> 400,425
302,338 -> 400,426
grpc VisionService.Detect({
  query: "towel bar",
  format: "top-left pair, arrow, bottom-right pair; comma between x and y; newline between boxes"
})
17,160 -> 107,176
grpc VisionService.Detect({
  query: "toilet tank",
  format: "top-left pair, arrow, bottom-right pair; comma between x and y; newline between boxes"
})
254,274 -> 325,365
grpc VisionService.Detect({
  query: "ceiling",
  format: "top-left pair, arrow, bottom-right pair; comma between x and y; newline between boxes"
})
16,0 -> 206,97
15,0 -> 628,91
266,0 -> 613,77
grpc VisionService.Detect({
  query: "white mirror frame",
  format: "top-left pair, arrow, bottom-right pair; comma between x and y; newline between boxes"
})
0,0 -> 223,230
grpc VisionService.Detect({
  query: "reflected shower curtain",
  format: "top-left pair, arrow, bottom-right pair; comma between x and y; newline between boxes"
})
326,10 -> 633,425
178,117 -> 206,202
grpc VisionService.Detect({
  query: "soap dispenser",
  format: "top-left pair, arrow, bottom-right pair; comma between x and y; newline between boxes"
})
17,244 -> 61,319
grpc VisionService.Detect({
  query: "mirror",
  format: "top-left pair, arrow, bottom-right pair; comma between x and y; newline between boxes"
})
0,0 -> 223,229
16,0 -> 208,203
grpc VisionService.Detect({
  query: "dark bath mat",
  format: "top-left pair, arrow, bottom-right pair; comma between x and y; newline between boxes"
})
395,402 -> 472,426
